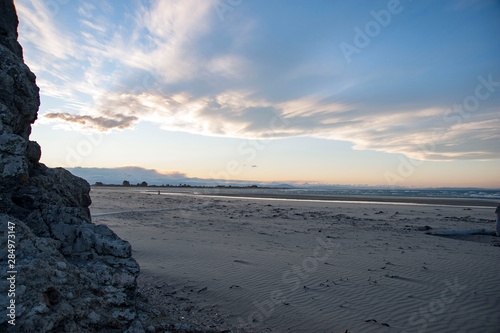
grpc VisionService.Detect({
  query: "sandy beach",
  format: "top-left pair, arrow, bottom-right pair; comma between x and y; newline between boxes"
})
89,187 -> 500,332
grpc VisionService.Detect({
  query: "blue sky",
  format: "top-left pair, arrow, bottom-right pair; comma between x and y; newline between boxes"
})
15,0 -> 500,187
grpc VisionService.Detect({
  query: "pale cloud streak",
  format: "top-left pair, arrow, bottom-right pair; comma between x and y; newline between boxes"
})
117,0 -> 236,82
15,0 -> 74,60
44,112 -> 138,131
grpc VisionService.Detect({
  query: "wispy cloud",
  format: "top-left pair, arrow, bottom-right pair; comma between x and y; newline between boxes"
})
117,0 -> 227,82
17,0 -> 500,162
16,0 -> 75,60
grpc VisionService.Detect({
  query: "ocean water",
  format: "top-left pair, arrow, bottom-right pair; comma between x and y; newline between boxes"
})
195,187 -> 500,200
281,188 -> 500,199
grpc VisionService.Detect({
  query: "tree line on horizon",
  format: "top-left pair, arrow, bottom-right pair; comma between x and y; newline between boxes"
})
92,181 -> 262,188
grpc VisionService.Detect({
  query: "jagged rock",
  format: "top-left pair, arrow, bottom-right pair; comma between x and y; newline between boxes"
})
0,216 -> 140,331
0,0 -> 23,58
26,140 -> 41,163
0,0 -> 38,191
0,1 -> 142,332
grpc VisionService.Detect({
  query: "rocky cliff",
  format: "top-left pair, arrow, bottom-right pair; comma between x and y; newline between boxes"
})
0,1 -> 142,331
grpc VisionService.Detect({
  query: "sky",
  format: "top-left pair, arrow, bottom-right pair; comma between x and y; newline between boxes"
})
14,0 -> 500,188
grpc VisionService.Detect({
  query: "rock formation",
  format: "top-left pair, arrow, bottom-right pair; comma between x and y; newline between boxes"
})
0,1 -> 142,331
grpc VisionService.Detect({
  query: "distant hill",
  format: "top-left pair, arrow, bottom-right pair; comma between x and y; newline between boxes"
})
67,166 -> 295,188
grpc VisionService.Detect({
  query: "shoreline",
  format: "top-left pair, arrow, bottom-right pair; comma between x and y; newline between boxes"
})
90,186 -> 499,208
147,189 -> 499,208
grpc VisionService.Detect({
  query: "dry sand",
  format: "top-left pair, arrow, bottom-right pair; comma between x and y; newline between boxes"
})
89,187 -> 500,332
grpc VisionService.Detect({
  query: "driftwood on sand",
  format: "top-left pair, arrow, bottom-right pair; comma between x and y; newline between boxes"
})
426,205 -> 500,237
426,228 -> 497,236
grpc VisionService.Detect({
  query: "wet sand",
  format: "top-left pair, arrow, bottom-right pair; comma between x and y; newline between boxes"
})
169,190 -> 498,208
90,187 -> 500,332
